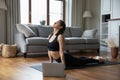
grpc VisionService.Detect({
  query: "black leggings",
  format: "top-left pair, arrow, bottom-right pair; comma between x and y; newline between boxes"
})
55,53 -> 99,67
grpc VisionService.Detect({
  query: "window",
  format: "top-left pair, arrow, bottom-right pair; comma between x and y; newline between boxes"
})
49,0 -> 63,25
20,0 -> 29,24
31,0 -> 47,24
20,0 -> 65,25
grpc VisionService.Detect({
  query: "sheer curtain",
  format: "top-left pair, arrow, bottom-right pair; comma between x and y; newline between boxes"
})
6,0 -> 20,44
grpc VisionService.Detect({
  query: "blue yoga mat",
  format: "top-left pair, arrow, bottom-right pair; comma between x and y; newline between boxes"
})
30,61 -> 120,71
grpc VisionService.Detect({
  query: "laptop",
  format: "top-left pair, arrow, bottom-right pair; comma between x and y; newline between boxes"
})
42,63 -> 65,77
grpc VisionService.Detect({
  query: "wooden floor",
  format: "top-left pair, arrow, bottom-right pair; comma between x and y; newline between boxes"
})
0,51 -> 120,80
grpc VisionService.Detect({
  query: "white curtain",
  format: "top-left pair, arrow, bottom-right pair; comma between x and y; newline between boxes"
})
6,0 -> 20,44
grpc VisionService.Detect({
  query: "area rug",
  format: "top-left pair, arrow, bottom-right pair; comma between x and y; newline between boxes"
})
30,61 -> 120,71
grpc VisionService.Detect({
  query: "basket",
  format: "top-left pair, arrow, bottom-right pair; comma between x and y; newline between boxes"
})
2,44 -> 17,58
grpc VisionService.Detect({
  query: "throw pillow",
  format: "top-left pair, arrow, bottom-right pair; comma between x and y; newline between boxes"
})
82,29 -> 97,38
16,24 -> 37,37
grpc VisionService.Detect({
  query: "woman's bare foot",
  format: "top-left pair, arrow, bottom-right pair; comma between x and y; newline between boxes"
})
91,56 -> 105,64
88,56 -> 92,58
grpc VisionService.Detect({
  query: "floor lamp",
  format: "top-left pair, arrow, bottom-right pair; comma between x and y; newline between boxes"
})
83,10 -> 92,29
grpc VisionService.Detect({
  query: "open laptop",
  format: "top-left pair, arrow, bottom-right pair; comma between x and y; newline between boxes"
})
42,63 -> 65,77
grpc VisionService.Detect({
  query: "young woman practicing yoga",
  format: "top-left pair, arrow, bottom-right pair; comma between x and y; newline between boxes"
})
48,20 -> 103,68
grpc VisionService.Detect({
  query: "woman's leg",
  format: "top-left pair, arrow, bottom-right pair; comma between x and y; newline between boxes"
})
64,53 -> 77,66
77,57 -> 99,65
64,53 -> 99,67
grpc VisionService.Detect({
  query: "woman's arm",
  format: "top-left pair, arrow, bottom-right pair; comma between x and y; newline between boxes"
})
58,35 -> 66,65
48,34 -> 51,39
48,51 -> 53,63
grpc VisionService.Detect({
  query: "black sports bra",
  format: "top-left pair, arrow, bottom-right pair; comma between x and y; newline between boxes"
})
48,35 -> 59,51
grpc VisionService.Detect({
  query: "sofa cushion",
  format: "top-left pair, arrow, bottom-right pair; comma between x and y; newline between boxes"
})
69,27 -> 83,37
40,25 -> 52,27
26,37 -> 48,45
84,38 -> 99,44
37,26 -> 53,38
64,27 -> 71,37
82,29 -> 97,38
65,37 -> 86,44
16,24 -> 37,37
27,24 -> 39,36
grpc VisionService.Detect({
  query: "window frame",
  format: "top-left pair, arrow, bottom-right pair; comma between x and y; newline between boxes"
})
28,0 -> 65,25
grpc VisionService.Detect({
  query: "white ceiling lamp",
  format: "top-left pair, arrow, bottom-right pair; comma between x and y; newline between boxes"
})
83,10 -> 92,18
0,0 -> 7,10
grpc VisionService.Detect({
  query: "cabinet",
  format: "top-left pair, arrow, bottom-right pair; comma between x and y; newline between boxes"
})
112,0 -> 120,18
101,0 -> 111,14
100,14 -> 110,46
108,19 -> 120,47
100,0 -> 111,51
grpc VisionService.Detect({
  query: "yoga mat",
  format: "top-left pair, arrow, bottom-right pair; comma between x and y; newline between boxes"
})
31,64 -> 43,72
30,61 -> 120,71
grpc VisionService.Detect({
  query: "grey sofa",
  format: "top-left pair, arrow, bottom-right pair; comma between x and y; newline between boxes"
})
15,24 -> 99,58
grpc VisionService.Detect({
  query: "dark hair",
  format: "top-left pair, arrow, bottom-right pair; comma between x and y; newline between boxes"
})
49,20 -> 66,38
56,20 -> 66,36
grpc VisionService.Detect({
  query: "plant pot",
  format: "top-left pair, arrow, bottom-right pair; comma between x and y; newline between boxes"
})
40,21 -> 45,25
111,47 -> 118,58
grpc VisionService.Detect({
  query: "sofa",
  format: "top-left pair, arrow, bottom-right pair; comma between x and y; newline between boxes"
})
15,24 -> 99,58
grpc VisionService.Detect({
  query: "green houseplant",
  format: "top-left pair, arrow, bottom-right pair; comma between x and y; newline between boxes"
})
40,20 -> 46,25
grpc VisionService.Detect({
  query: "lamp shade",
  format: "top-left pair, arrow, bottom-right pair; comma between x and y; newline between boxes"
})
0,0 -> 7,10
83,10 -> 92,18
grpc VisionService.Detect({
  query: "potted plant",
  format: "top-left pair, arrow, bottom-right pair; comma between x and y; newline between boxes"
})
40,20 -> 46,25
105,38 -> 118,58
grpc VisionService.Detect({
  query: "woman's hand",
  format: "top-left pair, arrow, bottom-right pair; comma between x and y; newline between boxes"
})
63,64 -> 66,69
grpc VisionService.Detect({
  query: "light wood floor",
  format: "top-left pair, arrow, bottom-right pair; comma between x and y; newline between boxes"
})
0,51 -> 120,80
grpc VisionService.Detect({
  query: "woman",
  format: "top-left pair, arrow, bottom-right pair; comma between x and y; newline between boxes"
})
48,20 -> 103,69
